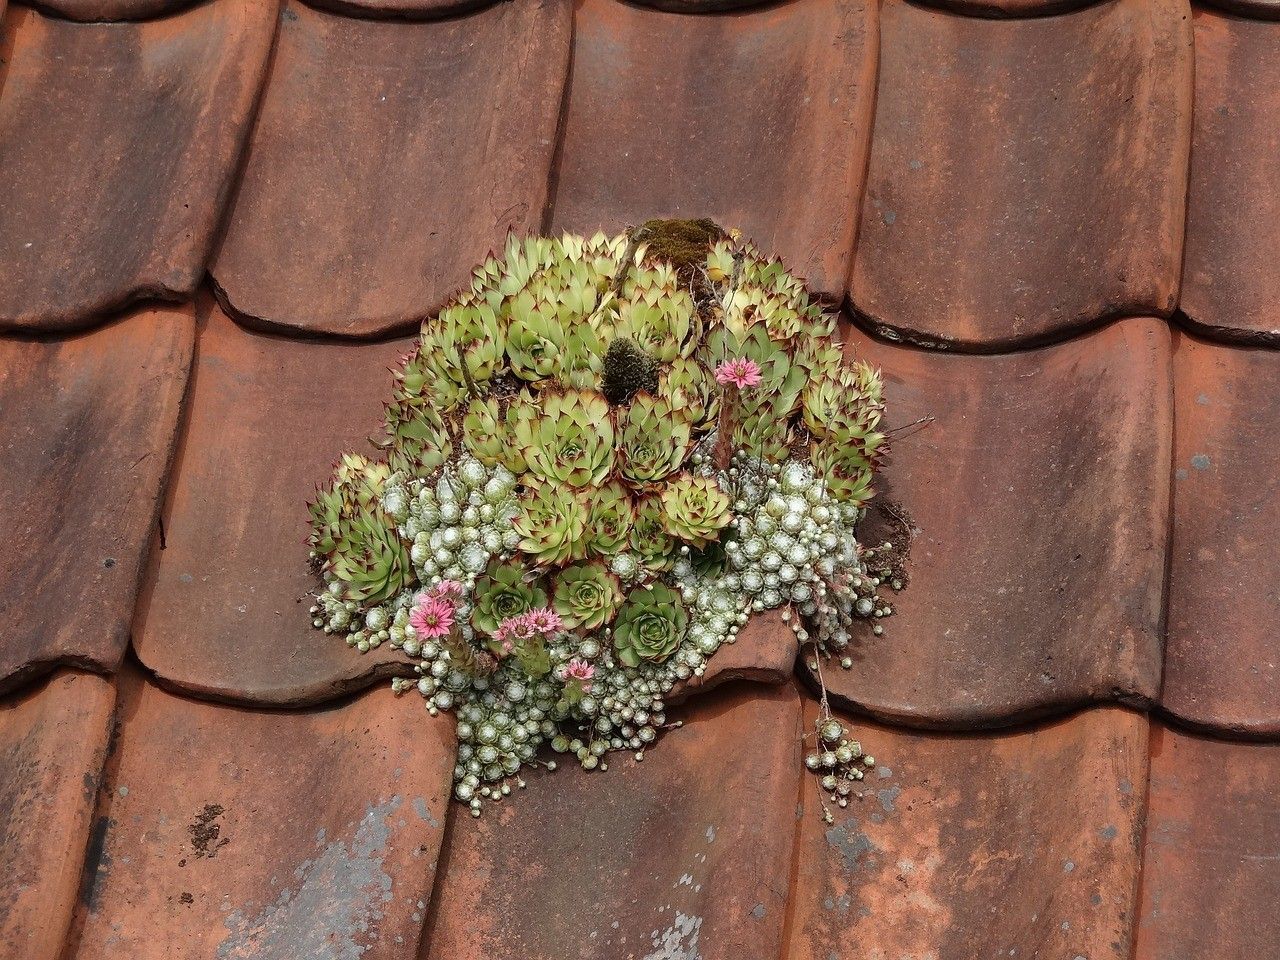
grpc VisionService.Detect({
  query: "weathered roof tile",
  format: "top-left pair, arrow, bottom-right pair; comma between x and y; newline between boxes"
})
1164,331 -> 1280,736
133,299 -> 413,706
423,682 -> 802,960
211,0 -> 571,338
789,702 -> 1148,960
1135,725 -> 1280,959
66,666 -> 454,960
1179,8 -> 1280,345
0,0 -> 277,332
0,670 -> 115,960
813,319 -> 1170,726
549,0 -> 877,302
850,0 -> 1193,349
0,305 -> 194,694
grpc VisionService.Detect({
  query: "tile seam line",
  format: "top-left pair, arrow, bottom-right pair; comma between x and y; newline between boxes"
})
1125,719 -> 1157,960
900,0 -> 1114,19
1174,309 -> 1280,350
846,300 -> 1172,356
20,0 -> 211,25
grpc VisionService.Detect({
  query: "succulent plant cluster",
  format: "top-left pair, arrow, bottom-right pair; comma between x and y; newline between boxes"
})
307,221 -> 898,814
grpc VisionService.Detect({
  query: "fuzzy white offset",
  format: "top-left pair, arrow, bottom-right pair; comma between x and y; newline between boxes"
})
307,222 -> 896,814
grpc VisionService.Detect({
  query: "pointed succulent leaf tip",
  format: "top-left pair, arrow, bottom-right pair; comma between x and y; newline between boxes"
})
612,581 -> 689,668
552,560 -> 624,630
601,336 -> 658,405
522,389 -> 615,487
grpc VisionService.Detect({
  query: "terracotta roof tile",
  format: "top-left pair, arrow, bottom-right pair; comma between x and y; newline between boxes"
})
0,671 -> 115,960
0,0 -> 276,332
133,299 -> 414,706
66,665 -> 454,960
1134,725 -> 1280,959
850,0 -> 1193,350
0,306 -> 193,694
1179,7 -> 1280,345
812,319 -> 1170,727
548,0 -> 877,302
423,681 -> 803,960
28,0 -> 196,20
789,702 -> 1148,960
1164,331 -> 1280,736
667,608 -> 796,706
210,0 -> 570,338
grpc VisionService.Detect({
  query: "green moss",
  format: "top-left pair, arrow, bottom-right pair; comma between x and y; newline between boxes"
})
635,218 -> 726,274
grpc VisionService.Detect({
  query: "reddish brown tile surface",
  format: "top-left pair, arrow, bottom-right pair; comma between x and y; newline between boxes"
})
1135,725 -> 1280,960
133,301 -> 414,706
1179,9 -> 1280,345
668,609 -> 796,706
790,703 -> 1148,960
814,319 -> 1170,727
423,682 -> 802,960
66,666 -> 454,960
28,0 -> 196,20
0,306 -> 194,694
211,0 -> 570,338
850,0 -> 1193,350
0,0 -> 277,333
0,671 -> 115,960
1164,332 -> 1280,736
549,0 -> 877,303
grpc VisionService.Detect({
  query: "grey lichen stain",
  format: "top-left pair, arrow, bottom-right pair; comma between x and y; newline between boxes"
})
825,820 -> 875,873
643,911 -> 702,960
823,893 -> 852,914
1099,824 -> 1118,841
412,797 -> 439,829
1191,453 -> 1211,471
876,785 -> 900,814
216,797 -> 402,960
750,903 -> 766,920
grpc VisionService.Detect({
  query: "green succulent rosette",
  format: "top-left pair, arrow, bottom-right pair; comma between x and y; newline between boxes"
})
616,392 -> 692,486
522,389 -> 615,488
472,558 -> 548,634
584,481 -> 634,557
513,482 -> 588,567
612,581 -> 689,668
552,560 -> 624,630
629,493 -> 677,571
328,513 -> 413,606
660,474 -> 732,549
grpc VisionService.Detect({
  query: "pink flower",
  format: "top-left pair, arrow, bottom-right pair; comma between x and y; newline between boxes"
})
496,612 -> 537,645
524,607 -> 563,637
427,580 -> 464,603
409,597 -> 455,639
715,358 -> 762,389
565,658 -> 595,685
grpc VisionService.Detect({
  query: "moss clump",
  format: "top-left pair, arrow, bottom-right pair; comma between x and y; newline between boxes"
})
601,337 -> 658,406
635,218 -> 726,274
